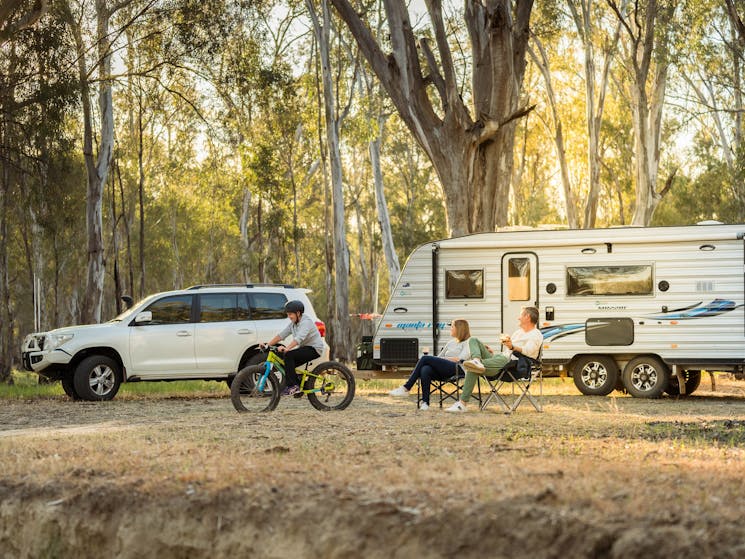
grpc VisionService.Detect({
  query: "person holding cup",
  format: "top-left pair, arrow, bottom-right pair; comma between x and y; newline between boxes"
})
446,306 -> 543,413
388,319 -> 472,410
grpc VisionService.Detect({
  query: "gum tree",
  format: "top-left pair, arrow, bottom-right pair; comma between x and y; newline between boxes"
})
329,0 -> 534,235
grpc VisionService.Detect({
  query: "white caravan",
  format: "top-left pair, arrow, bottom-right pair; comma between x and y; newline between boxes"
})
361,223 -> 745,398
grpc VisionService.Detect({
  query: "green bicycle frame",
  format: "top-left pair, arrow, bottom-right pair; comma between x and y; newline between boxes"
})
263,349 -> 331,394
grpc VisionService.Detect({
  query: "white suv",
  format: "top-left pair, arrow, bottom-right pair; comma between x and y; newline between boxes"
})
21,284 -> 328,401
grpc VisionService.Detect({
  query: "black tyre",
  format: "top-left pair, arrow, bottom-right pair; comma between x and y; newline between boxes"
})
227,352 -> 267,388
73,356 -> 122,401
572,355 -> 619,396
306,361 -> 355,411
622,356 -> 669,399
231,364 -> 280,412
665,370 -> 702,396
61,374 -> 81,400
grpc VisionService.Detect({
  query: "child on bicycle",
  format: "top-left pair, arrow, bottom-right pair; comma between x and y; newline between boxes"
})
261,300 -> 325,396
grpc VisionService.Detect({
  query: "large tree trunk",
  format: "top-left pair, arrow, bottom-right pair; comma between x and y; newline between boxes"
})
310,31 -> 337,355
567,0 -> 621,228
137,88 -> 146,298
330,0 -> 533,235
369,118 -> 400,292
65,0 -> 114,324
684,4 -> 745,220
610,0 -> 676,226
307,0 -> 353,361
239,187 -> 251,282
0,140 -> 12,382
528,38 -> 578,228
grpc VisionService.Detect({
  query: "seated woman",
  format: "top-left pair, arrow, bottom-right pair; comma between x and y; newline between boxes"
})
388,319 -> 471,410
446,306 -> 543,413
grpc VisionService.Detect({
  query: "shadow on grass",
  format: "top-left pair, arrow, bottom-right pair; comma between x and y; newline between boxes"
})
642,419 -> 745,446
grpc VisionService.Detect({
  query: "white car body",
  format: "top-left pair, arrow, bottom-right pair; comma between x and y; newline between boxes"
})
21,284 -> 329,400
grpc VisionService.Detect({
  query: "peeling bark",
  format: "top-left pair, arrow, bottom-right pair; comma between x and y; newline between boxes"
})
330,0 -> 534,234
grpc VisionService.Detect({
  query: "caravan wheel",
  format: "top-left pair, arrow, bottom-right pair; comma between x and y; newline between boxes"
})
664,370 -> 702,397
622,356 -> 669,399
572,356 -> 618,396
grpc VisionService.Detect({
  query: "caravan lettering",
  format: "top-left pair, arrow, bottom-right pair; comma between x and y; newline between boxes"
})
387,321 -> 449,331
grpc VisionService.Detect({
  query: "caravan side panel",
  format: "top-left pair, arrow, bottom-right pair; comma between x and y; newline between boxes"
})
373,244 -> 435,363
538,236 -> 745,366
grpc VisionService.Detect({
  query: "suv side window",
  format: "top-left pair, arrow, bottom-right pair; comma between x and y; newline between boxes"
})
199,293 -> 251,323
144,295 -> 193,324
248,293 -> 288,320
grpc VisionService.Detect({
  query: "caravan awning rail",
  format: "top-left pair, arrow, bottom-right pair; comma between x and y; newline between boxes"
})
439,229 -> 745,250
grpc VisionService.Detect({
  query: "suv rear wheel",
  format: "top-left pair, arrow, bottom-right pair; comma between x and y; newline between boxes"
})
73,356 -> 122,401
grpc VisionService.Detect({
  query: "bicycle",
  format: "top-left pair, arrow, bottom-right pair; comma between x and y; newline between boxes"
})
230,345 -> 355,412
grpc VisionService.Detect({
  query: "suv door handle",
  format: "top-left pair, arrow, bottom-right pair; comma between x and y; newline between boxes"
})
237,329 -> 253,335
176,330 -> 191,337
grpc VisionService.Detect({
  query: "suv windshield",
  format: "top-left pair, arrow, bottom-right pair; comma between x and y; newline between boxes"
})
109,293 -> 160,323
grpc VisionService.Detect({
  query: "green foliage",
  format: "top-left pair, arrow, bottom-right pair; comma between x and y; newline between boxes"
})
654,138 -> 745,225
2,0 -> 745,374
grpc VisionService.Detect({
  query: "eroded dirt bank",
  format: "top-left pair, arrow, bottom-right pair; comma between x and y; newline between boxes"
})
2,480 -> 741,559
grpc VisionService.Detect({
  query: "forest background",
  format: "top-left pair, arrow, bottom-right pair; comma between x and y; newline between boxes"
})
0,0 -> 744,379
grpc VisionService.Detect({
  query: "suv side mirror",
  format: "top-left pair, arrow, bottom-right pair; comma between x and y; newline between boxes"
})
134,311 -> 152,324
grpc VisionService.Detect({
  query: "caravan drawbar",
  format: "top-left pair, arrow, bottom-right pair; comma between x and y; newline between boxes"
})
362,223 -> 745,398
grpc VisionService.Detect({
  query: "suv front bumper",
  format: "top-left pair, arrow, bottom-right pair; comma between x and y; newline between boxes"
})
21,348 -> 73,372
21,335 -> 73,374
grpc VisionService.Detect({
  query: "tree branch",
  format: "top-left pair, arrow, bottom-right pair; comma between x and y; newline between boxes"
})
423,0 -> 458,107
657,167 -> 676,199
725,0 -> 745,47
327,0 -> 393,92
477,104 -> 536,145
418,37 -> 446,105
607,0 -> 635,41
381,0 -> 422,95
0,0 -> 46,45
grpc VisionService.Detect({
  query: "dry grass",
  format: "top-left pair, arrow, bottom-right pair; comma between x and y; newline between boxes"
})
2,375 -> 745,557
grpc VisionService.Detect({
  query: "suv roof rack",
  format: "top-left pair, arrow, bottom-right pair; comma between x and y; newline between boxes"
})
186,283 -> 295,290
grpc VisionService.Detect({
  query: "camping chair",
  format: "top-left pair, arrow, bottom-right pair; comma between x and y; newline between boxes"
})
417,365 -> 482,408
479,351 -> 543,414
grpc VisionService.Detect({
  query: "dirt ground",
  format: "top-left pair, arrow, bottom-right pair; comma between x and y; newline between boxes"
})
2,376 -> 745,558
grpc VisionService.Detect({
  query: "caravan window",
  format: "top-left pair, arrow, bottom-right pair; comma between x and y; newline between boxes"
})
507,258 -> 531,301
445,270 -> 484,299
567,265 -> 653,296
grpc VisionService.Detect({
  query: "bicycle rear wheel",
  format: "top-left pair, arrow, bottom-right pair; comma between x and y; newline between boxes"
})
231,364 -> 281,412
306,361 -> 355,411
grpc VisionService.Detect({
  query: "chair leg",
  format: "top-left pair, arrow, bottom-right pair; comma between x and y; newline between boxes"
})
507,382 -> 542,413
480,374 -> 543,414
480,378 -> 511,413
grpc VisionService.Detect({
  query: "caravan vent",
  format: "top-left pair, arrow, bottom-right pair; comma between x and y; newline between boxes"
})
696,281 -> 714,292
380,338 -> 419,365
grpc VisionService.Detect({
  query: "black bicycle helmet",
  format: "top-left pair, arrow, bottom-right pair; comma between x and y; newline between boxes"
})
284,300 -> 305,313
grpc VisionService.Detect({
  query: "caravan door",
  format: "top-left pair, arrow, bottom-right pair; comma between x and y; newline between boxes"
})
501,253 -> 539,332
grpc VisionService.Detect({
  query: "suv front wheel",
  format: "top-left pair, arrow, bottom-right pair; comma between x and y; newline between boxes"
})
73,355 -> 122,401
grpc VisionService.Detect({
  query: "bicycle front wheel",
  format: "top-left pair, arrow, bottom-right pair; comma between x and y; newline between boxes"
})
306,361 -> 355,411
231,365 -> 281,412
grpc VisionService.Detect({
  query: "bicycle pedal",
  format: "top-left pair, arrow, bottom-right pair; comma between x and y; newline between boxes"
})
293,391 -> 304,399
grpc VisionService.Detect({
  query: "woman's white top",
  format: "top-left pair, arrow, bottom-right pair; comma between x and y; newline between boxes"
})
438,339 -> 471,360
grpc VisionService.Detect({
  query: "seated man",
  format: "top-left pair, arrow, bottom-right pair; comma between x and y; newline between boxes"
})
445,306 -> 543,413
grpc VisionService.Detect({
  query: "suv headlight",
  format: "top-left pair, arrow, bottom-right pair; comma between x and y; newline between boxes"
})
46,333 -> 74,350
